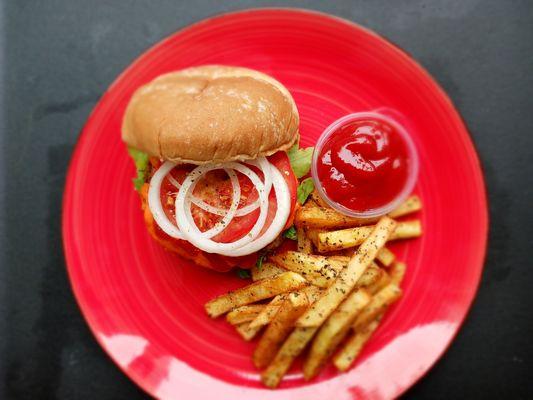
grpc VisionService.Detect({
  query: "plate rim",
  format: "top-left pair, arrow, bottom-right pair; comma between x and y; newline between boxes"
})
62,7 -> 489,399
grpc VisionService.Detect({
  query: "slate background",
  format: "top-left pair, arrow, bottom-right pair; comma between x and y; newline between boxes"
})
1,0 -> 532,399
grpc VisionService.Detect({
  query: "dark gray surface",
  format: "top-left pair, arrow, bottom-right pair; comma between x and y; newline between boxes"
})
1,0 -> 533,399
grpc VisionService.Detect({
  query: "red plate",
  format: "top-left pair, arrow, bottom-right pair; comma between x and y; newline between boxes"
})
62,9 -> 488,399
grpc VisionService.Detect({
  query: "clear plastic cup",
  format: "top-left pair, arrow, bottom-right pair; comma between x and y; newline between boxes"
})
311,111 -> 419,219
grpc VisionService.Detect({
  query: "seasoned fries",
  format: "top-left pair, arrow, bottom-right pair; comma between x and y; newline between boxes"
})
295,203 -> 373,229
235,322 -> 260,341
303,289 -> 371,379
253,292 -> 309,369
357,263 -> 385,289
388,195 -> 422,218
301,285 -> 323,303
352,284 -> 402,330
297,194 -> 421,229
389,261 -> 407,285
297,226 -> 313,254
393,220 -> 423,239
262,326 -> 318,388
309,189 -> 329,208
366,268 -> 391,295
204,190 -> 423,388
306,229 -> 322,247
251,262 -> 285,281
248,294 -> 285,329
205,272 -> 306,317
315,220 -> 422,252
270,251 -> 339,288
376,247 -> 395,267
226,305 -> 265,325
296,217 -> 397,328
335,250 -> 394,271
333,318 -> 382,371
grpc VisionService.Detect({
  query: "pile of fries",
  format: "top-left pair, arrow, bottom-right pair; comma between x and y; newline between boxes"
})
205,192 -> 422,388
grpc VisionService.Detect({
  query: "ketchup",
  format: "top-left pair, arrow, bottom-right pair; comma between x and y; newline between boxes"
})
315,116 -> 411,212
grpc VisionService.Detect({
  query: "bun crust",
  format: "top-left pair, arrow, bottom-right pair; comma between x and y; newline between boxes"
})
122,65 -> 299,164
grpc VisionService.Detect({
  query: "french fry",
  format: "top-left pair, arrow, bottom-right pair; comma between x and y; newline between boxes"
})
322,248 -> 355,258
271,252 -> 385,290
261,326 -> 318,388
357,263 -> 384,289
303,289 -> 371,379
235,322 -> 261,341
295,203 -> 374,229
220,194 -> 419,387
325,256 -> 384,286
306,229 -> 322,248
297,226 -> 313,254
333,318 -> 381,371
247,286 -> 322,336
251,262 -> 286,281
253,292 -> 309,369
296,217 -> 397,328
376,247 -> 395,267
309,189 -> 329,208
324,257 -> 349,272
300,194 -> 420,228
248,294 -> 285,329
205,272 -> 306,318
352,284 -> 402,331
393,220 -> 423,239
315,220 -> 422,253
301,285 -> 323,304
330,248 -> 394,267
226,305 -> 265,325
388,195 -> 422,218
366,269 -> 391,295
326,255 -> 351,264
247,284 -> 322,331
270,251 -> 340,288
315,226 -> 373,252
389,262 -> 407,286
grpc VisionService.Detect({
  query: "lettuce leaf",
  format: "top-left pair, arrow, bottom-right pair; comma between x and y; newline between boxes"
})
236,268 -> 251,279
127,147 -> 149,191
287,144 -> 314,178
256,253 -> 267,270
297,177 -> 315,205
283,226 -> 297,240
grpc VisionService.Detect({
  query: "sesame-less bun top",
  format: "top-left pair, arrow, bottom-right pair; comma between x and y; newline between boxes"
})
122,65 -> 299,164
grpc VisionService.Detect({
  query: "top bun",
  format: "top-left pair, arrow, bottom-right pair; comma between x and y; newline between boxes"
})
122,65 -> 299,164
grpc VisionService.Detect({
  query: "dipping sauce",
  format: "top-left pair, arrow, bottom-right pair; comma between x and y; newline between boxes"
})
312,113 -> 417,216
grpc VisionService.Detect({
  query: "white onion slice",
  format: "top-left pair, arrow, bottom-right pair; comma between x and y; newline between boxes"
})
148,158 -> 291,257
222,164 -> 290,257
147,161 -> 185,240
166,156 -> 272,218
175,163 -> 269,254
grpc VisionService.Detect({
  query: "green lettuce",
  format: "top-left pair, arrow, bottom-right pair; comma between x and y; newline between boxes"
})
297,177 -> 315,205
287,144 -> 314,178
236,268 -> 251,279
127,147 -> 149,191
255,252 -> 267,270
283,226 -> 297,240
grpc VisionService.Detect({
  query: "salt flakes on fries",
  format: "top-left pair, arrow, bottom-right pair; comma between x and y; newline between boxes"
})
204,194 -> 422,388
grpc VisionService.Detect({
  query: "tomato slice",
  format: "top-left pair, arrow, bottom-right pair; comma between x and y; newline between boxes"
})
158,152 -> 297,244
148,151 -> 298,271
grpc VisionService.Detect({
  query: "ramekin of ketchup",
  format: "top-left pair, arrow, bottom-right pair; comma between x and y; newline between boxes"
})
312,112 -> 419,218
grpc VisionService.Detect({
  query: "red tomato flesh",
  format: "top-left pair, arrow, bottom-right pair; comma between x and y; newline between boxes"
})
152,151 -> 298,270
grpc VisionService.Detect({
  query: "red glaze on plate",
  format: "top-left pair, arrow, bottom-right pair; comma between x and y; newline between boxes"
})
62,9 -> 488,400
